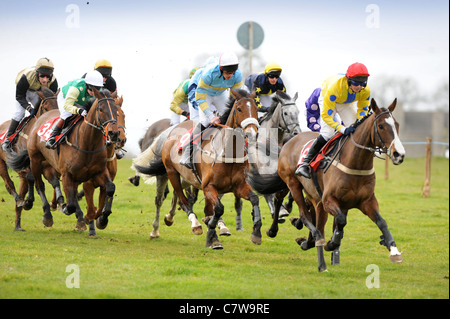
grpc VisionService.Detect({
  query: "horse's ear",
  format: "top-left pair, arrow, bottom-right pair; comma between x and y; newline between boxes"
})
249,91 -> 256,99
388,98 -> 397,112
293,92 -> 298,102
55,88 -> 60,96
111,91 -> 118,99
116,95 -> 123,107
37,91 -> 46,100
370,98 -> 379,113
230,89 -> 242,100
92,87 -> 102,99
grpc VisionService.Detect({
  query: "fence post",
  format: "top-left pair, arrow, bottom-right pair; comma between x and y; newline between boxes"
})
422,137 -> 432,197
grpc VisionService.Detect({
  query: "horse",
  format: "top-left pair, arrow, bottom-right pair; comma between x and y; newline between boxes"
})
234,90 -> 300,230
133,89 -> 262,249
81,94 -> 126,237
272,98 -> 405,272
8,88 -> 121,232
0,88 -> 59,231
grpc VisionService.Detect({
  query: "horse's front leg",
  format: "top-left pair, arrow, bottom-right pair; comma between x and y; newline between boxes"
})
202,185 -> 223,249
235,183 -> 262,245
23,170 -> 35,210
93,172 -> 115,230
323,196 -> 345,253
82,180 -> 98,237
31,161 -> 53,227
360,195 -> 403,263
61,173 -> 86,230
266,189 -> 289,238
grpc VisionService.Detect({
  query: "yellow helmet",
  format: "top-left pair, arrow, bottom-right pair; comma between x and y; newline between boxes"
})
264,62 -> 282,77
94,59 -> 112,77
35,57 -> 54,75
189,67 -> 199,79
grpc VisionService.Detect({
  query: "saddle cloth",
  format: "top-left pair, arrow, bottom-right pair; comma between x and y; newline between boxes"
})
297,133 -> 343,172
0,116 -> 32,144
37,115 -> 82,146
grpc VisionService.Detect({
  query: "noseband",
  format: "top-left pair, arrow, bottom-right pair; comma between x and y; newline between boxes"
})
232,97 -> 260,130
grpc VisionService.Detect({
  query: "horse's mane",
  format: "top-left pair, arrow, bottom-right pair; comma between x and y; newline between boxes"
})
353,106 -> 389,129
219,89 -> 252,124
264,91 -> 291,117
41,87 -> 55,97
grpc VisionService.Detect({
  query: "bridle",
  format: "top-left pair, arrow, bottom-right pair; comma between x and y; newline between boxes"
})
278,102 -> 300,134
350,110 -> 394,156
83,96 -> 118,138
230,97 -> 260,130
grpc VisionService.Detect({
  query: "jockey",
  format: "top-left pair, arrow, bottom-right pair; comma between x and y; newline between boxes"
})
45,70 -> 103,149
2,57 -> 58,152
295,62 -> 371,178
180,52 -> 243,169
244,62 -> 286,113
305,87 -> 322,132
169,67 -> 198,126
188,56 -> 219,121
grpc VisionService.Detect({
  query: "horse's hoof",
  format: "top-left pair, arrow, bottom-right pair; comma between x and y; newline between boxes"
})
315,239 -> 326,247
390,254 -> 403,263
42,217 -> 53,227
277,217 -> 286,224
76,221 -> 87,231
289,217 -> 303,230
236,225 -> 244,231
164,215 -> 174,226
251,234 -> 262,245
96,217 -> 108,230
23,200 -> 33,211
14,227 -> 26,232
219,227 -> 231,236
266,229 -> 277,238
192,225 -> 203,235
279,207 -> 290,218
210,241 -> 223,250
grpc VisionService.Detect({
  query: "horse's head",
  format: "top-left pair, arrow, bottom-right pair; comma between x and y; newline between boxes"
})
36,88 -> 59,117
90,88 -> 120,143
228,89 -> 259,144
273,91 -> 301,136
370,98 -> 405,165
114,95 -> 127,149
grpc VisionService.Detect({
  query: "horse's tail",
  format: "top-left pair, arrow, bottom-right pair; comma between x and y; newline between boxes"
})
6,148 -> 30,172
247,168 -> 288,195
131,127 -> 174,182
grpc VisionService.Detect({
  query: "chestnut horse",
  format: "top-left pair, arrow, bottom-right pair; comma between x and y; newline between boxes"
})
8,88 -> 121,232
0,88 -> 59,230
134,89 -> 262,249
272,99 -> 405,271
81,94 -> 126,237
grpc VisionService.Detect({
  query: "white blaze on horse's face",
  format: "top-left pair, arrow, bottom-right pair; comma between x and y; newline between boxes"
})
385,116 -> 405,165
240,101 -> 259,144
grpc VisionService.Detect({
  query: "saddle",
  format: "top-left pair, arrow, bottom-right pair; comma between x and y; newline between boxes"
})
0,115 -> 33,146
38,115 -> 83,148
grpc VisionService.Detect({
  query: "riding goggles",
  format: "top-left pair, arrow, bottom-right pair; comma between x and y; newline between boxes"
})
348,79 -> 367,87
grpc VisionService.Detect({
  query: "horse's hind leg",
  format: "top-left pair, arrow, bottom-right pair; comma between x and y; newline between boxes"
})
360,196 -> 403,263
14,172 -> 30,231
234,183 -> 262,245
150,175 -> 168,239
267,189 -> 289,238
234,194 -> 244,231
23,170 -> 35,210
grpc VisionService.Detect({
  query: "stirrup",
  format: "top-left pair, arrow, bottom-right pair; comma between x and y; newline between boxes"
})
295,164 -> 311,178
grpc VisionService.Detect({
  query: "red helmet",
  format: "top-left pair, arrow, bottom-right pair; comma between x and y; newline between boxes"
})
345,63 -> 370,78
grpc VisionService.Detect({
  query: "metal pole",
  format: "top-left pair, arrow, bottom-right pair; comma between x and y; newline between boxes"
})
249,21 -> 253,75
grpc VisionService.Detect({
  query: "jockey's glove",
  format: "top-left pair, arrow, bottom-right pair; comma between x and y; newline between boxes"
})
342,126 -> 356,136
181,111 -> 190,119
78,108 -> 88,117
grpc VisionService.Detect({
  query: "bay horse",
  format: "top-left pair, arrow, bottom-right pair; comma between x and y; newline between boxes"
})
8,88 -> 121,232
234,91 -> 300,229
0,88 -> 59,231
274,98 -> 405,271
81,94 -> 126,237
134,89 -> 261,249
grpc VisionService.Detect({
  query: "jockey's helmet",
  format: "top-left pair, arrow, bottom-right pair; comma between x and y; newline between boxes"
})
219,52 -> 239,73
189,67 -> 199,79
346,63 -> 370,79
84,70 -> 104,88
94,59 -> 112,78
35,57 -> 54,76
264,62 -> 282,78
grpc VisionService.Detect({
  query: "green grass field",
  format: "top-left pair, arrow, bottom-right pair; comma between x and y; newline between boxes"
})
0,157 -> 448,299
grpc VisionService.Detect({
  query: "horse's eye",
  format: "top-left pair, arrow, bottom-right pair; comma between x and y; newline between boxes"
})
237,107 -> 242,113
378,124 -> 383,129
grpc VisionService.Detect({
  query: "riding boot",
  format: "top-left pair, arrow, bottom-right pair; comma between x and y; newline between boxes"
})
45,118 -> 65,149
180,122 -> 204,169
295,135 -> 328,178
1,119 -> 20,152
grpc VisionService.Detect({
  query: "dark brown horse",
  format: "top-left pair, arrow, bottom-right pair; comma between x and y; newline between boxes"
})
134,89 -> 262,249
8,88 -> 121,232
266,99 -> 405,272
82,94 -> 126,237
0,88 -> 59,230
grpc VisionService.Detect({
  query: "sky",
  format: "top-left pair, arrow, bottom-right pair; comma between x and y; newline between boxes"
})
0,0 -> 448,155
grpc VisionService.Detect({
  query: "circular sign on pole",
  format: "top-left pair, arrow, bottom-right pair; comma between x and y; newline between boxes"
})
237,21 -> 264,50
